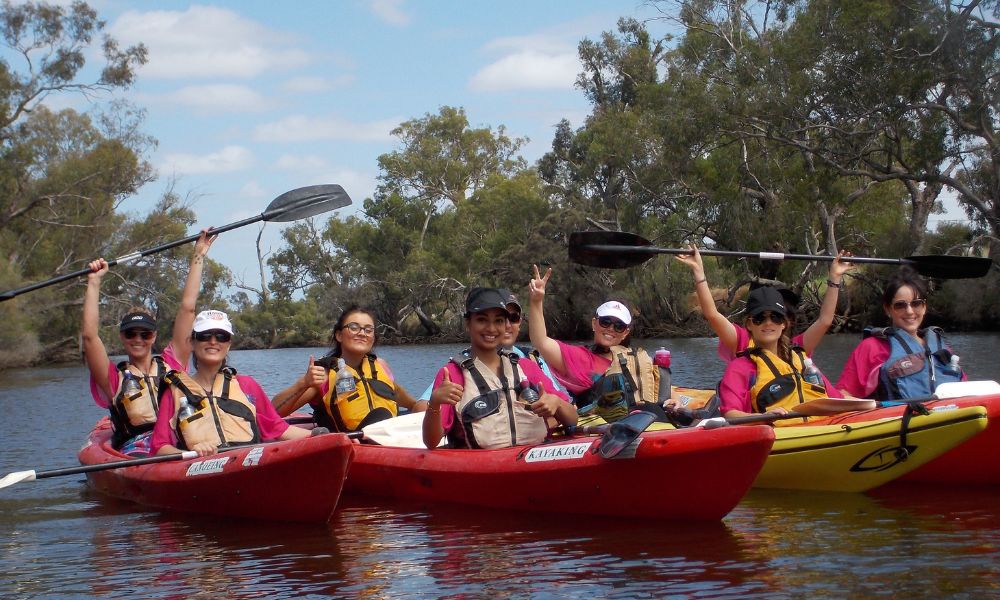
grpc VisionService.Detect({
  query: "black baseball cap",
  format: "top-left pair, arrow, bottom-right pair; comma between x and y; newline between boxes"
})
497,288 -> 522,313
746,286 -> 788,318
119,312 -> 157,332
464,287 -> 513,318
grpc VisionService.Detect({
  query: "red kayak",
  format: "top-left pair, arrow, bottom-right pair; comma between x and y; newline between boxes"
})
798,393 -> 1000,486
345,425 -> 775,521
79,418 -> 355,522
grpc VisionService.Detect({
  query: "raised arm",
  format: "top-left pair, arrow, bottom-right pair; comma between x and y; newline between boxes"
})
675,245 -> 738,353
82,259 -> 112,400
171,229 -> 218,367
272,355 -> 326,417
801,251 -> 854,355
526,264 -> 566,376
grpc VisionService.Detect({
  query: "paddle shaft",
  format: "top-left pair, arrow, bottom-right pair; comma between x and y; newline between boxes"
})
34,451 -> 198,479
584,244 -> 919,267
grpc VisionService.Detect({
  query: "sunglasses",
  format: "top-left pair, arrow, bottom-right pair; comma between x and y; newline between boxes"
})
891,299 -> 927,311
193,330 -> 232,343
343,322 -> 375,336
508,312 -> 522,324
123,330 -> 154,340
597,316 -> 628,332
750,313 -> 786,326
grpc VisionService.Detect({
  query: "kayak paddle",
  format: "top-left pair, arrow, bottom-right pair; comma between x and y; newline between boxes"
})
568,231 -> 993,279
0,451 -> 197,490
703,397 -> 879,427
0,184 -> 352,302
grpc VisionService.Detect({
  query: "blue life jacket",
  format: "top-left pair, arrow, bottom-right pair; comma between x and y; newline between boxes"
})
865,326 -> 963,404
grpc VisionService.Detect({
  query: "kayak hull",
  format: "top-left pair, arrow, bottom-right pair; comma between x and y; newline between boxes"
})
345,425 -> 775,521
757,406 -> 987,492
79,419 -> 354,522
817,395 -> 1000,485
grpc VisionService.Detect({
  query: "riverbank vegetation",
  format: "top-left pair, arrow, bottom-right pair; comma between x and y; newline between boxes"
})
1,0 -> 997,368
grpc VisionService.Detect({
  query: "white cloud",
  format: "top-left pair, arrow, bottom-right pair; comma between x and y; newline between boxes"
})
160,145 -> 254,175
280,75 -> 355,94
253,114 -> 399,143
238,180 -> 268,200
469,50 -> 580,92
368,0 -> 411,26
153,84 -> 272,113
110,6 -> 309,79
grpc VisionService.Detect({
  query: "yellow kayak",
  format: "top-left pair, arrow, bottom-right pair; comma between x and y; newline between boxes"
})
756,405 -> 987,492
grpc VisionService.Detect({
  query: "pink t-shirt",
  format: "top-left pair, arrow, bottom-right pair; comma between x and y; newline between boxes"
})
430,358 -> 570,434
718,351 -> 842,414
551,341 -> 613,394
318,356 -> 396,397
149,373 -> 290,453
89,342 -> 186,409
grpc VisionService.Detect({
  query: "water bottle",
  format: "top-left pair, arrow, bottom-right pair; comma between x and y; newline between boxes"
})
177,393 -> 195,420
519,381 -> 540,405
950,355 -> 961,373
335,358 -> 357,396
653,347 -> 672,404
122,371 -> 142,398
802,358 -> 823,386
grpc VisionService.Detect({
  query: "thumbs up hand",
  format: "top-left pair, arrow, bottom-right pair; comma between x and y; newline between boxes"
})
303,355 -> 327,390
430,367 -> 463,410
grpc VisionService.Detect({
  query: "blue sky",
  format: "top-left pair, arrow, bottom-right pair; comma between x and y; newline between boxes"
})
53,0 -> 671,289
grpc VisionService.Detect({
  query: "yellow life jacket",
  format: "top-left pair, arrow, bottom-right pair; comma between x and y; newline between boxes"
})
163,368 -> 260,449
743,346 -> 827,424
576,345 -> 659,422
452,354 -> 549,449
109,356 -> 167,449
316,354 -> 398,432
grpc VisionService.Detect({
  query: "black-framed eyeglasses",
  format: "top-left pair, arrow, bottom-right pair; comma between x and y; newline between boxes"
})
344,322 -> 375,336
597,316 -> 628,332
194,330 -> 232,343
891,299 -> 927,311
750,313 -> 785,326
123,330 -> 154,340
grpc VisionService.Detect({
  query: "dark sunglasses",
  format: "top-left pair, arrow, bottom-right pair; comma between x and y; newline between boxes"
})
123,330 -> 154,340
508,312 -> 522,324
891,299 -> 927,311
597,316 -> 628,332
193,330 -> 232,343
750,313 -> 786,326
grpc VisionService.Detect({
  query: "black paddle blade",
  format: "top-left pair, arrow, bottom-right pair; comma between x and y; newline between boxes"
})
264,184 -> 352,222
905,255 -> 993,279
568,231 -> 656,269
598,410 -> 657,459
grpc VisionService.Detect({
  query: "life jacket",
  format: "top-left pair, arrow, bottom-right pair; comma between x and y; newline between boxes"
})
864,326 -> 964,403
575,345 -> 658,422
451,353 -> 549,449
314,353 -> 398,432
109,356 -> 167,449
741,346 -> 828,423
162,368 -> 260,450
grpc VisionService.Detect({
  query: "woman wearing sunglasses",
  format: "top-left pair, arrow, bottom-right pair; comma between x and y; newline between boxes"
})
151,310 -> 310,457
719,286 -> 843,420
676,245 -> 855,362
272,305 -> 426,432
526,265 -> 659,423
836,267 -> 965,402
81,230 -> 216,456
423,287 -> 575,449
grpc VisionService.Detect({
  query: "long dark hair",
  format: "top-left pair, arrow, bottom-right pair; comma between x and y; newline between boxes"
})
881,266 -> 929,310
328,305 -> 379,358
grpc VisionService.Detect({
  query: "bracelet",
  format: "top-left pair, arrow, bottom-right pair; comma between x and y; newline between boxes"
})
694,277 -> 707,285
426,405 -> 440,414
827,279 -> 841,289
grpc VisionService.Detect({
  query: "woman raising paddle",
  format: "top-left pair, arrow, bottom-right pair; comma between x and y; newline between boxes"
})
527,265 -> 661,423
718,286 -> 844,422
151,310 -> 310,457
271,305 -> 427,432
82,230 -> 216,456
422,287 -> 575,450
676,245 -> 854,361
836,267 -> 966,402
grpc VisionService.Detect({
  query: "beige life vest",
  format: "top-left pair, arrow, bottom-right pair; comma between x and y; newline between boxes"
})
109,356 -> 166,448
163,368 -> 260,449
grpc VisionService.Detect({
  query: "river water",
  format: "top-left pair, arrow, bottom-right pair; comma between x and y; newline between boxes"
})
1,333 -> 998,598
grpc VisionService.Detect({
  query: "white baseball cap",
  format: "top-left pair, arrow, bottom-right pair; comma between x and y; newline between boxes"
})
595,301 -> 632,326
192,310 -> 234,335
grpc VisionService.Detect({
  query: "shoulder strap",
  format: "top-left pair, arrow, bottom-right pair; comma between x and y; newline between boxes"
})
453,356 -> 492,395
